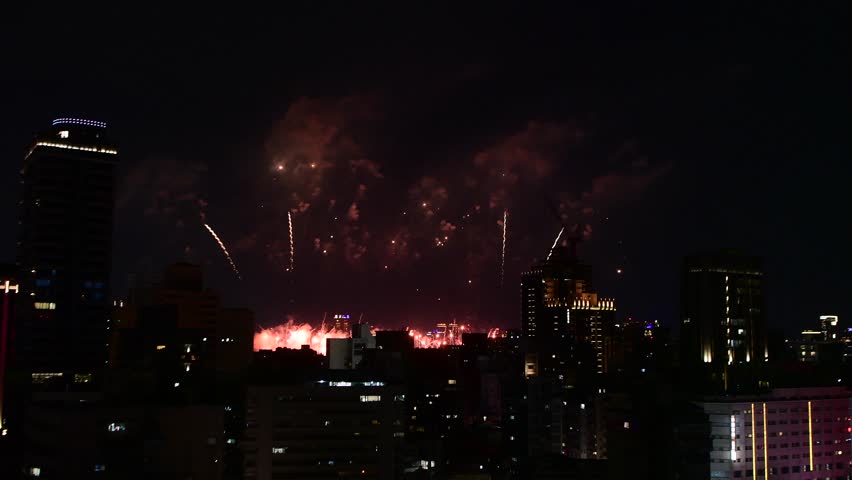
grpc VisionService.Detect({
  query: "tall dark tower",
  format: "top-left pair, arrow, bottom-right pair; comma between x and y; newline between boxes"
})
681,251 -> 766,367
0,265 -> 19,432
15,118 -> 117,384
521,245 -> 616,377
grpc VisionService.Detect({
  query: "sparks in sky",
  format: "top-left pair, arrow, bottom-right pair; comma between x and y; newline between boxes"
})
500,209 -> 508,287
547,226 -> 565,261
203,223 -> 242,280
500,208 -> 509,288
254,320 -> 349,355
256,318 -> 506,354
287,211 -> 295,272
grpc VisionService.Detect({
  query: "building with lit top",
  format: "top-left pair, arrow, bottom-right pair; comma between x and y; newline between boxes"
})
695,387 -> 850,480
788,316 -> 847,366
819,315 -> 841,342
333,313 -> 351,332
15,118 -> 118,385
681,251 -> 767,367
520,245 -> 616,377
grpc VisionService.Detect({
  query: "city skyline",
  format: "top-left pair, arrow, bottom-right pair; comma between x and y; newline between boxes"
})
3,6 -> 851,480
1,6 -> 848,335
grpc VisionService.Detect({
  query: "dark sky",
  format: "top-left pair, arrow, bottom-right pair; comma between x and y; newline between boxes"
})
1,5 -> 849,334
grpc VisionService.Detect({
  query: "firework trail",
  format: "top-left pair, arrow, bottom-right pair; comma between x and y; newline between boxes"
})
500,209 -> 508,287
546,226 -> 565,260
203,223 -> 242,280
287,211 -> 295,272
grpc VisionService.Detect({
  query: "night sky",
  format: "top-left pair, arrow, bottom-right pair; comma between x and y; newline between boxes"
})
1,5 -> 849,334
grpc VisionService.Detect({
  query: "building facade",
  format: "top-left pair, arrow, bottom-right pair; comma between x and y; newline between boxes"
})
520,246 -> 616,378
698,387 -> 851,480
111,263 -> 255,379
15,118 -> 118,383
243,379 -> 405,480
0,265 -> 18,432
681,251 -> 767,367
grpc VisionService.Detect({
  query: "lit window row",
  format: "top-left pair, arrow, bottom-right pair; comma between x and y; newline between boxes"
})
52,118 -> 107,128
34,302 -> 56,310
30,142 -> 117,156
31,372 -> 62,383
318,380 -> 385,387
107,422 -> 126,432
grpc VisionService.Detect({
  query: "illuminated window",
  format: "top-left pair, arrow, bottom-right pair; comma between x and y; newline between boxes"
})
58,130 -> 69,138
31,372 -> 62,383
93,464 -> 106,472
360,395 -> 381,402
447,379 -> 457,385
34,302 -> 56,310
107,422 -> 126,432
28,467 -> 41,477
156,345 -> 166,350
272,447 -> 287,454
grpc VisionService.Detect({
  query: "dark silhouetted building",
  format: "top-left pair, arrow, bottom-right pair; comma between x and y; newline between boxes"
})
787,315 -> 847,367
111,263 -> 255,380
15,118 -> 118,383
681,251 -> 766,367
521,246 -> 616,378
376,330 -> 414,352
818,315 -> 840,342
244,377 -> 405,480
0,264 -> 19,432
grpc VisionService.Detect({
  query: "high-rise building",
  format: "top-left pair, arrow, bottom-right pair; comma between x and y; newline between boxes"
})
332,313 -> 351,332
818,315 -> 840,342
244,378 -> 405,480
681,251 -> 766,367
520,246 -> 616,377
694,387 -> 850,480
15,118 -> 118,383
787,315 -> 846,365
519,245 -> 617,469
111,263 -> 255,378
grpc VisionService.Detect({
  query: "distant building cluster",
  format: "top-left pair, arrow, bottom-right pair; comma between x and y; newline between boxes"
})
0,119 -> 849,480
